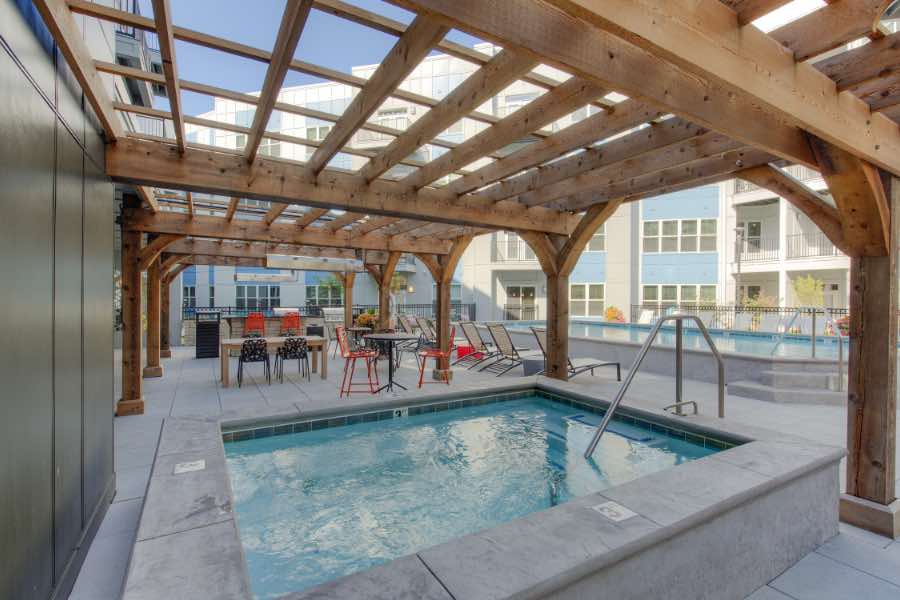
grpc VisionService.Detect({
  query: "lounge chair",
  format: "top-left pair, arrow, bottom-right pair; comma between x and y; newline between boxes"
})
415,315 -> 437,343
530,327 -> 621,380
478,323 -> 538,376
454,321 -> 500,369
637,309 -> 656,325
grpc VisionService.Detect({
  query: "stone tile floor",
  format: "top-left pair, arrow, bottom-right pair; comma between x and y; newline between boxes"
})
70,346 -> 900,599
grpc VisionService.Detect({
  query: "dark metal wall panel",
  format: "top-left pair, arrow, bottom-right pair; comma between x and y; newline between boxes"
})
82,157 -> 114,519
0,2 -> 115,597
53,125 -> 85,583
0,46 -> 56,600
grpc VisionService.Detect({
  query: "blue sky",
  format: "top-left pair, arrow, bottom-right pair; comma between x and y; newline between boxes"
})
145,0 -> 482,116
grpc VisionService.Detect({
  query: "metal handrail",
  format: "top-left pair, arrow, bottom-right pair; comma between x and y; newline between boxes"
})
769,310 -> 801,356
583,314 -> 726,459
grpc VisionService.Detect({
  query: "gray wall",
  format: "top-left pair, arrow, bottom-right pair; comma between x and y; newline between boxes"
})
0,1 -> 115,599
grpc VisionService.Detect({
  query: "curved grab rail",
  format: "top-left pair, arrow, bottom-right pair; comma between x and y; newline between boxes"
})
583,314 -> 726,459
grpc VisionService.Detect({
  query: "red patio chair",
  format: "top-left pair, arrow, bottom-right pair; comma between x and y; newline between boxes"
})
244,312 -> 265,337
336,325 -> 380,396
280,311 -> 301,336
417,325 -> 456,388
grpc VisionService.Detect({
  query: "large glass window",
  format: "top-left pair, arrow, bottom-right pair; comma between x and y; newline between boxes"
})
569,283 -> 605,317
182,285 -> 196,308
236,285 -> 281,310
305,284 -> 343,306
642,219 -> 717,253
209,286 -> 215,308
585,224 -> 606,252
642,284 -> 717,306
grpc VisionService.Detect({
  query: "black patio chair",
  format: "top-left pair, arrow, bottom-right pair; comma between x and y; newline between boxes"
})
237,338 -> 270,387
530,327 -> 621,381
275,337 -> 310,383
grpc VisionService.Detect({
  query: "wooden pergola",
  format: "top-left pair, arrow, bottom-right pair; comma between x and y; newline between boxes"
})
35,0 -> 900,536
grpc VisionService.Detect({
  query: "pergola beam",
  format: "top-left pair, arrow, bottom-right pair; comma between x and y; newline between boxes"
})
106,138 -> 578,234
150,0 -> 185,153
124,211 -> 453,254
306,16 -> 449,174
536,0 -> 900,175
360,49 -> 537,181
245,0 -> 314,163
33,0 -> 123,141
401,77 -> 604,189
165,238 -> 392,264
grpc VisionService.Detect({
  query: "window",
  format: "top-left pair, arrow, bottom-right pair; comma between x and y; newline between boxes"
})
585,224 -> 606,252
569,283 -> 605,317
209,286 -> 215,308
642,219 -> 717,253
737,220 -> 761,251
182,286 -> 196,308
432,283 -> 462,301
306,125 -> 331,141
305,284 -> 343,306
236,285 -> 280,310
642,284 -> 716,306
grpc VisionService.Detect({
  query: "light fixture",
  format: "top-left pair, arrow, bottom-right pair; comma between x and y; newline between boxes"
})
265,254 -> 364,272
407,285 -> 415,293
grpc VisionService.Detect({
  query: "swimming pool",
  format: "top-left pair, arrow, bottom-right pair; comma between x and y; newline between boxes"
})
505,320 -> 849,359
224,394 -> 725,598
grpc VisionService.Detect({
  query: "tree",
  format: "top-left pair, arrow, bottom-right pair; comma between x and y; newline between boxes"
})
792,275 -> 825,307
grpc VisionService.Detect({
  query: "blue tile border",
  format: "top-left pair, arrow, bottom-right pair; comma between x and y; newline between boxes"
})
221,388 -> 739,451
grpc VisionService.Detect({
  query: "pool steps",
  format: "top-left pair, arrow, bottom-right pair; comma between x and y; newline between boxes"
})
728,369 -> 847,405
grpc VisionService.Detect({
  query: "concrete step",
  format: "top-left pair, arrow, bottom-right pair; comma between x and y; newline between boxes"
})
728,380 -> 846,405
757,369 -> 843,391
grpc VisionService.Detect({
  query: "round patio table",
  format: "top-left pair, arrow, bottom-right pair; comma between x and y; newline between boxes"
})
363,332 -> 419,393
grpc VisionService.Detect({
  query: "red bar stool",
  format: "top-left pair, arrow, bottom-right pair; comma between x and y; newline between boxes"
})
418,325 -> 455,388
336,326 -> 380,396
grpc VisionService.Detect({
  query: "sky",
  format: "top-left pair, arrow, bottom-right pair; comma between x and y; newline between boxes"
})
142,0 -> 483,116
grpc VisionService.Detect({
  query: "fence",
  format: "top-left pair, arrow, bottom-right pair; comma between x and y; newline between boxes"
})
785,232 -> 843,259
182,303 -> 477,322
736,237 -> 779,262
492,238 -> 537,262
503,304 -> 537,321
630,304 -> 848,333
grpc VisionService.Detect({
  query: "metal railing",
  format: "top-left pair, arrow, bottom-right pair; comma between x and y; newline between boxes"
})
737,237 -> 779,262
503,305 -> 537,321
785,232 -> 843,259
181,303 -> 476,322
492,239 -> 537,262
734,165 -> 821,194
584,314 -> 726,459
630,304 -> 848,331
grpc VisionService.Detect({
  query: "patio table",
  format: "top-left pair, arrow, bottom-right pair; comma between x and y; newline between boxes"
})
363,332 -> 419,393
220,336 -> 326,387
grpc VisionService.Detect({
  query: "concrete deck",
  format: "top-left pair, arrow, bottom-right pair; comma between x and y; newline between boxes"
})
70,346 -> 900,599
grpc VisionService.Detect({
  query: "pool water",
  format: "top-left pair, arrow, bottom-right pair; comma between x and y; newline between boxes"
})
225,397 -> 719,597
506,320 -> 850,359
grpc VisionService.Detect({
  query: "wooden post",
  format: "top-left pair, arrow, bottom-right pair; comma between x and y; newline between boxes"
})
432,237 -> 473,381
340,271 -> 355,328
544,271 -> 570,380
840,177 -> 900,538
160,276 -> 171,358
117,219 -> 144,416
143,256 -> 163,378
377,252 -> 401,330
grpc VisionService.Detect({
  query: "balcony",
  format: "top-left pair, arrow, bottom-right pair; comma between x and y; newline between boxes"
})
492,239 -> 536,263
786,232 -> 843,260
736,237 -> 779,262
733,165 -> 821,194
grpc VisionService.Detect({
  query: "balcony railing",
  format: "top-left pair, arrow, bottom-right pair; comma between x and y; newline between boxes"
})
736,237 -> 779,262
733,165 -> 821,194
786,232 -> 843,259
493,239 -> 536,262
182,303 -> 477,322
503,305 -> 537,321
